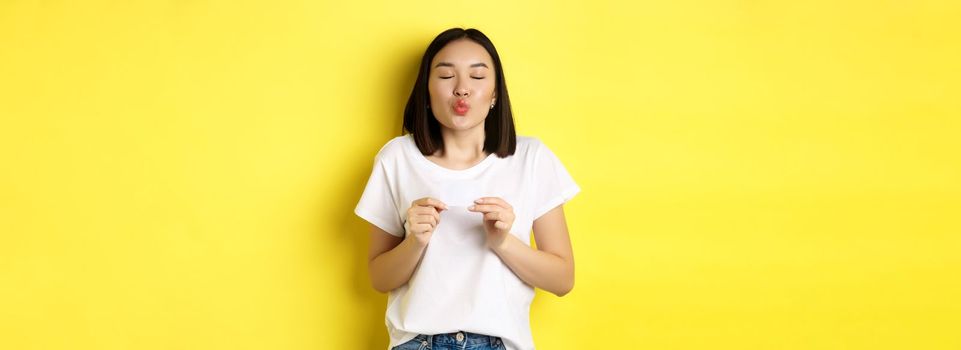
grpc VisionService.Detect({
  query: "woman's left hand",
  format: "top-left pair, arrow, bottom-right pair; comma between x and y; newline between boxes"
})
468,197 -> 515,250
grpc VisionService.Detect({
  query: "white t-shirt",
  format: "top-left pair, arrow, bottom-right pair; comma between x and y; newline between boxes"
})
354,133 -> 580,350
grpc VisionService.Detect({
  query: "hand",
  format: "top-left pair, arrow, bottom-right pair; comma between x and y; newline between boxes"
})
468,197 -> 515,250
405,197 -> 447,247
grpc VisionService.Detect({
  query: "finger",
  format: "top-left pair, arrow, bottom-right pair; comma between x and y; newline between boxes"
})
413,223 -> 433,233
475,197 -> 512,211
415,197 -> 448,211
408,206 -> 427,218
411,208 -> 438,221
495,221 -> 510,230
484,212 -> 501,222
412,215 -> 434,228
467,204 -> 501,213
416,214 -> 436,227
412,206 -> 437,215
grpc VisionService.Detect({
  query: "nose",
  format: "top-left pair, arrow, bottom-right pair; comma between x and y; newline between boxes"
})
454,86 -> 470,98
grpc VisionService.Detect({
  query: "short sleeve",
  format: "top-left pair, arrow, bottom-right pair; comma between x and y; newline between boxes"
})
532,140 -> 581,220
354,154 -> 405,237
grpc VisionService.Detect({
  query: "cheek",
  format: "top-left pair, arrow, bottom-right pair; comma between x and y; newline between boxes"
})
481,81 -> 496,98
428,81 -> 449,99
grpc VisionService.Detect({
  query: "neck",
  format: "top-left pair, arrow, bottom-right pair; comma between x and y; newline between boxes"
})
436,124 -> 487,159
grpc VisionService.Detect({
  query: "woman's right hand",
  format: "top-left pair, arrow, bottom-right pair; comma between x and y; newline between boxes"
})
405,197 -> 448,247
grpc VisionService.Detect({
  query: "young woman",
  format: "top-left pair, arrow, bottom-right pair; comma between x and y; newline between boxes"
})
354,28 -> 581,350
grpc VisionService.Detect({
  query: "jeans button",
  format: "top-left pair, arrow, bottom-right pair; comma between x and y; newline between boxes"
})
455,332 -> 465,342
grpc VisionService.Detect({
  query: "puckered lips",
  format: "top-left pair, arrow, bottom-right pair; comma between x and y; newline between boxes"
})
453,99 -> 470,115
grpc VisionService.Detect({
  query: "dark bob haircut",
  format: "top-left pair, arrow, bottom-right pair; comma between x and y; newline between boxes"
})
402,27 -> 516,158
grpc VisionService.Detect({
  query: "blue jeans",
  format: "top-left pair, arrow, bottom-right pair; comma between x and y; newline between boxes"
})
391,331 -> 506,350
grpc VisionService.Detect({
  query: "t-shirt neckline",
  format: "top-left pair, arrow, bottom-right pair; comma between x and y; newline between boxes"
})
405,134 -> 496,177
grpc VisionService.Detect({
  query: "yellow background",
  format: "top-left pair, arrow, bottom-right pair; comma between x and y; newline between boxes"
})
1,0 -> 959,349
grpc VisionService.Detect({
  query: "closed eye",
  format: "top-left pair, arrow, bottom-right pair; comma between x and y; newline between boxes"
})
438,76 -> 486,79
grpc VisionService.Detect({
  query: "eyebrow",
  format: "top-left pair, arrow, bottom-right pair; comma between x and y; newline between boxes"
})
433,62 -> 489,69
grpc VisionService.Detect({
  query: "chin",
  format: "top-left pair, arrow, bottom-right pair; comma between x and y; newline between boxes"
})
437,115 -> 474,129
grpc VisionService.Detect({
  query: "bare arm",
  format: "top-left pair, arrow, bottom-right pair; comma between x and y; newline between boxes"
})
366,225 -> 428,293
366,197 -> 446,293
490,204 -> 575,296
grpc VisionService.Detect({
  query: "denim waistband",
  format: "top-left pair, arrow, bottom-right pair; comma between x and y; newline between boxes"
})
412,331 -> 502,349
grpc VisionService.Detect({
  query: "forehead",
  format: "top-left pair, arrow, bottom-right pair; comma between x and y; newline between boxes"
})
431,39 -> 493,68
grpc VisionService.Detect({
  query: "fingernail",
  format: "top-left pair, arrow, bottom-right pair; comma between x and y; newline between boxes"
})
475,199 -> 483,203
468,205 -> 475,210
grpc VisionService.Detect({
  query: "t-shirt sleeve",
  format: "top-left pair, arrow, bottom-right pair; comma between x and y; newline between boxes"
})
532,140 -> 581,220
353,154 -> 405,237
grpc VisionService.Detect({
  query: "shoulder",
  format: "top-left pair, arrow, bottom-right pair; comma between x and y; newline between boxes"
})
372,134 -> 411,163
515,134 -> 545,155
516,135 -> 561,160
